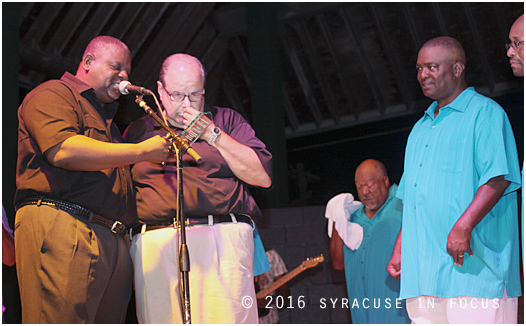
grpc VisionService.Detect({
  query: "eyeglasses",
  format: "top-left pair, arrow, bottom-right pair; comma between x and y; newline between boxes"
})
505,40 -> 524,51
163,85 -> 205,102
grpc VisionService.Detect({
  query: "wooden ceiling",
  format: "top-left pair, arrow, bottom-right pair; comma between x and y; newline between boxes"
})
17,2 -> 524,138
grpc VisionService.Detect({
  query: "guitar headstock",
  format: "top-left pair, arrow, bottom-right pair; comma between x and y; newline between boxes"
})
301,254 -> 324,269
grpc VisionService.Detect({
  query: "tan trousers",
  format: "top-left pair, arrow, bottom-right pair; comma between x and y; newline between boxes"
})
14,205 -> 133,323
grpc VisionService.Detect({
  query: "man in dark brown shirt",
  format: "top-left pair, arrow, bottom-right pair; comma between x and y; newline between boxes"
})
124,53 -> 273,323
14,35 -> 170,323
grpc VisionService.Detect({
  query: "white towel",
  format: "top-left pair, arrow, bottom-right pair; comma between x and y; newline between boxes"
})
325,193 -> 363,250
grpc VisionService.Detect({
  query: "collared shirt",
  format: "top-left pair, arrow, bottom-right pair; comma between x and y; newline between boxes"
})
15,72 -> 137,226
397,87 -> 522,299
123,104 -> 273,223
344,184 -> 411,324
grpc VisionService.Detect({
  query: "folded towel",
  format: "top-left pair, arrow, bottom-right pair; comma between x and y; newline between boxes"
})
325,193 -> 363,250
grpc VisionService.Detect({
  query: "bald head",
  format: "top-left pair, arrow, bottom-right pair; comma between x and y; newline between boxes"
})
80,36 -> 130,67
421,36 -> 466,66
157,53 -> 206,128
159,53 -> 205,86
355,159 -> 390,219
355,159 -> 387,180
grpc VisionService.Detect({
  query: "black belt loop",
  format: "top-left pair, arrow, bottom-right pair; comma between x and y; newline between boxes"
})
16,196 -> 128,236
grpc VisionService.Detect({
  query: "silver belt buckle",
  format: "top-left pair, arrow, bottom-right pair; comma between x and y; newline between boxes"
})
111,220 -> 124,234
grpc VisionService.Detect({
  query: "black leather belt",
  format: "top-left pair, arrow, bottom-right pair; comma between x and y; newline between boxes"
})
131,214 -> 253,237
16,196 -> 128,236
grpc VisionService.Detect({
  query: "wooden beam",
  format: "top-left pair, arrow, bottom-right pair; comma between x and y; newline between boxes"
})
222,71 -> 248,120
44,3 -> 93,53
105,3 -> 146,40
280,25 -> 324,127
124,3 -> 171,58
22,3 -> 65,44
315,13 -> 362,120
229,37 -> 251,88
400,3 -> 423,49
67,3 -> 121,59
462,3 -> 495,91
369,3 -> 414,110
138,3 -> 217,87
281,83 -> 300,132
296,19 -> 342,123
340,7 -> 385,111
431,3 -> 449,36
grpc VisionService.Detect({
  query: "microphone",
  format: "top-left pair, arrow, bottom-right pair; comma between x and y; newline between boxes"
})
135,97 -> 203,164
119,81 -> 154,96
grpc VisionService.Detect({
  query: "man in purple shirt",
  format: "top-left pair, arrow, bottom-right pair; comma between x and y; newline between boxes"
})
124,53 -> 273,323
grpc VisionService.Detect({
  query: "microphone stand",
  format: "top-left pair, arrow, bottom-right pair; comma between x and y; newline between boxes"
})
135,95 -> 195,323
176,147 -> 192,324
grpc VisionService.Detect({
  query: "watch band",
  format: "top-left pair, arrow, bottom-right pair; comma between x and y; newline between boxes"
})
208,126 -> 222,146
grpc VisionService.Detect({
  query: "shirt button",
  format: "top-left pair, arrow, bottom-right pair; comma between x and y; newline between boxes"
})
419,163 -> 422,167
432,126 -> 436,129
425,144 -> 428,148
414,183 -> 417,187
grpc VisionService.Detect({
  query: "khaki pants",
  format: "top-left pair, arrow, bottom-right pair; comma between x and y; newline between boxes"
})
14,205 -> 133,323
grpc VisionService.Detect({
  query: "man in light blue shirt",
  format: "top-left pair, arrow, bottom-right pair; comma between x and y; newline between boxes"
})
506,12 -> 524,285
330,159 -> 410,324
387,37 -> 521,323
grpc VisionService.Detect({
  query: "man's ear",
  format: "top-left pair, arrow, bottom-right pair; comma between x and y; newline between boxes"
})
383,175 -> 390,187
453,62 -> 464,77
82,54 -> 94,70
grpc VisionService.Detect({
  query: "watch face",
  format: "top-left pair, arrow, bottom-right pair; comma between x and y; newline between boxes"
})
213,127 -> 221,134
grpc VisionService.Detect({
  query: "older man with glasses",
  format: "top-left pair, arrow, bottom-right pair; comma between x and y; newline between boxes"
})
507,14 -> 524,77
123,53 -> 273,324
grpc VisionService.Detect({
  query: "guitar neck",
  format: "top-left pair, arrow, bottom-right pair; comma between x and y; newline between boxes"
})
256,264 -> 305,299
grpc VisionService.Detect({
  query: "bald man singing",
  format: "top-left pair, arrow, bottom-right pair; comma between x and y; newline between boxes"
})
14,35 -> 169,323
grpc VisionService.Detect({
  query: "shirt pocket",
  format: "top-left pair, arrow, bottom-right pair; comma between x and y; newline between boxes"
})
435,131 -> 468,175
82,114 -> 110,142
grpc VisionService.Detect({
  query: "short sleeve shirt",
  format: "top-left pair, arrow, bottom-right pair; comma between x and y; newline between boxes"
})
15,72 -> 138,226
397,87 -> 521,299
124,105 -> 273,223
344,184 -> 410,324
